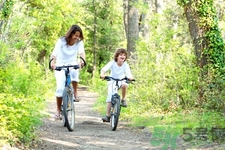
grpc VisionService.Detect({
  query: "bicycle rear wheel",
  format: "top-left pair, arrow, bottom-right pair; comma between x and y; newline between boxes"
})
110,98 -> 121,131
62,86 -> 75,131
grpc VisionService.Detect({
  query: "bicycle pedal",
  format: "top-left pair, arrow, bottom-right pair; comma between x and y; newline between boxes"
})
102,120 -> 110,123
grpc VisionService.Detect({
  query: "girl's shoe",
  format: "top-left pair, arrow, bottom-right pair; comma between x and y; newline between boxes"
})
102,116 -> 110,122
121,100 -> 127,107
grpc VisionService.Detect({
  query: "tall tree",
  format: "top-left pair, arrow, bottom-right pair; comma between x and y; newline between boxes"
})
123,0 -> 128,39
155,0 -> 164,14
178,0 -> 225,104
127,0 -> 139,58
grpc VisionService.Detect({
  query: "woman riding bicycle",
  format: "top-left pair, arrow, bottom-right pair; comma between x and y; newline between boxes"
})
100,48 -> 133,122
50,24 -> 86,120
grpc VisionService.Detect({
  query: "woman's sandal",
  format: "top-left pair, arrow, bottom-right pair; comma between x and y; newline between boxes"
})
55,114 -> 62,120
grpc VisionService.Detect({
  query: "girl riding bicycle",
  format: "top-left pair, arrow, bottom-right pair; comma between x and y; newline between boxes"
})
100,48 -> 133,122
50,24 -> 86,120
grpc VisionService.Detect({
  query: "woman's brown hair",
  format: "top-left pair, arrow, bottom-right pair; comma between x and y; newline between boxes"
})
114,48 -> 128,62
64,25 -> 84,45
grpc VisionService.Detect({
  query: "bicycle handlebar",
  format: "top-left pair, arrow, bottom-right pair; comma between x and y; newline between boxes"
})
49,56 -> 86,70
102,76 -> 136,82
54,65 -> 80,71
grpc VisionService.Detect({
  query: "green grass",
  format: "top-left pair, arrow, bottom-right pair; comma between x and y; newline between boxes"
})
93,92 -> 225,148
90,77 -> 225,148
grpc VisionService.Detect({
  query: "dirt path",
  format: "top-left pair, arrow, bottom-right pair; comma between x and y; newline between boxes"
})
31,87 -> 225,150
33,87 -> 156,150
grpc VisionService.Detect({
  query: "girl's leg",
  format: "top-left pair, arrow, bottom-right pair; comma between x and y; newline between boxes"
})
121,84 -> 127,100
106,102 -> 111,116
102,102 -> 111,122
102,81 -> 113,122
121,83 -> 128,107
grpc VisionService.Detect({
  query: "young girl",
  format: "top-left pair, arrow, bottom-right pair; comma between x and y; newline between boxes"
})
50,24 -> 85,120
100,48 -> 133,122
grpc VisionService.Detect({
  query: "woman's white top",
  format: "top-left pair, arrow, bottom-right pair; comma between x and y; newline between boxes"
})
101,60 -> 133,79
52,37 -> 85,66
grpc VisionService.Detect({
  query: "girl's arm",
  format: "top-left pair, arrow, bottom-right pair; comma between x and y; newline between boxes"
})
100,61 -> 114,78
125,63 -> 133,80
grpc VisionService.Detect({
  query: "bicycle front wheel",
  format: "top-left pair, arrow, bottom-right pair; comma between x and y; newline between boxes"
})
62,86 -> 75,131
111,98 -> 121,131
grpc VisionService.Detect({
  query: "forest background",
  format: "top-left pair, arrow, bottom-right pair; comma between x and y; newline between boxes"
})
1,0 -> 225,148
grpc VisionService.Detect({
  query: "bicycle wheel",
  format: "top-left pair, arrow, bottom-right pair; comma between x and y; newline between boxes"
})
62,85 -> 75,131
110,98 -> 121,131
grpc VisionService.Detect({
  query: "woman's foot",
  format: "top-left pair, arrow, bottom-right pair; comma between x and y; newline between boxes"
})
73,96 -> 81,102
73,92 -> 81,102
55,114 -> 62,120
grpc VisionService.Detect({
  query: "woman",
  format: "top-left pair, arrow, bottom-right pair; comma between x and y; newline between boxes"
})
50,24 -> 85,120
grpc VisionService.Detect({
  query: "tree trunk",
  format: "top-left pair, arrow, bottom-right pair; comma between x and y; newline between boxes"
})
184,4 -> 207,68
181,1 -> 225,104
92,0 -> 97,78
127,0 -> 139,59
123,0 -> 128,39
155,0 -> 164,14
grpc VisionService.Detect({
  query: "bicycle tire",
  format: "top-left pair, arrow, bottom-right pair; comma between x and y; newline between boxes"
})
61,105 -> 66,127
62,85 -> 75,131
111,98 -> 121,131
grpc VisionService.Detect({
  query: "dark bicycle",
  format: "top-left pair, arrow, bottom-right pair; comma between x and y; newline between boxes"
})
103,76 -> 135,131
49,57 -> 86,131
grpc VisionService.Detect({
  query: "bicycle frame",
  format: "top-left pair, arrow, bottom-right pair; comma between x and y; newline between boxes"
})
103,76 -> 135,131
111,80 -> 120,94
49,56 -> 86,132
63,68 -> 71,87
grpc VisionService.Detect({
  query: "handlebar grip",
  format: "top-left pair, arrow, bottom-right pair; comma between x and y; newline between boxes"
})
74,66 -> 80,70
104,76 -> 111,81
55,67 -> 61,71
100,76 -> 111,81
80,56 -> 86,66
49,58 -> 54,70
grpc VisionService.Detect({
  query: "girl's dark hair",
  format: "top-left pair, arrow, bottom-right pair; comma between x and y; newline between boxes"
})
64,25 -> 84,44
114,48 -> 128,62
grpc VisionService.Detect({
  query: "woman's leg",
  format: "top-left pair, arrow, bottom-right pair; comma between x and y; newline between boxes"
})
72,81 -> 78,97
70,69 -> 80,101
55,70 -> 66,118
56,97 -> 62,116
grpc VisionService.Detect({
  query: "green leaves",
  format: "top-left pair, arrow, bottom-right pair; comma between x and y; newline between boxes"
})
1,0 -> 14,19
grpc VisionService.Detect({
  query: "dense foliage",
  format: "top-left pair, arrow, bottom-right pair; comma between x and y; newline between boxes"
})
0,43 -> 47,146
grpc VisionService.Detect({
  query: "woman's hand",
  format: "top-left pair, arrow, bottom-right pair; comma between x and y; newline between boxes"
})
100,71 -> 105,79
80,62 -> 85,68
51,63 -> 56,70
